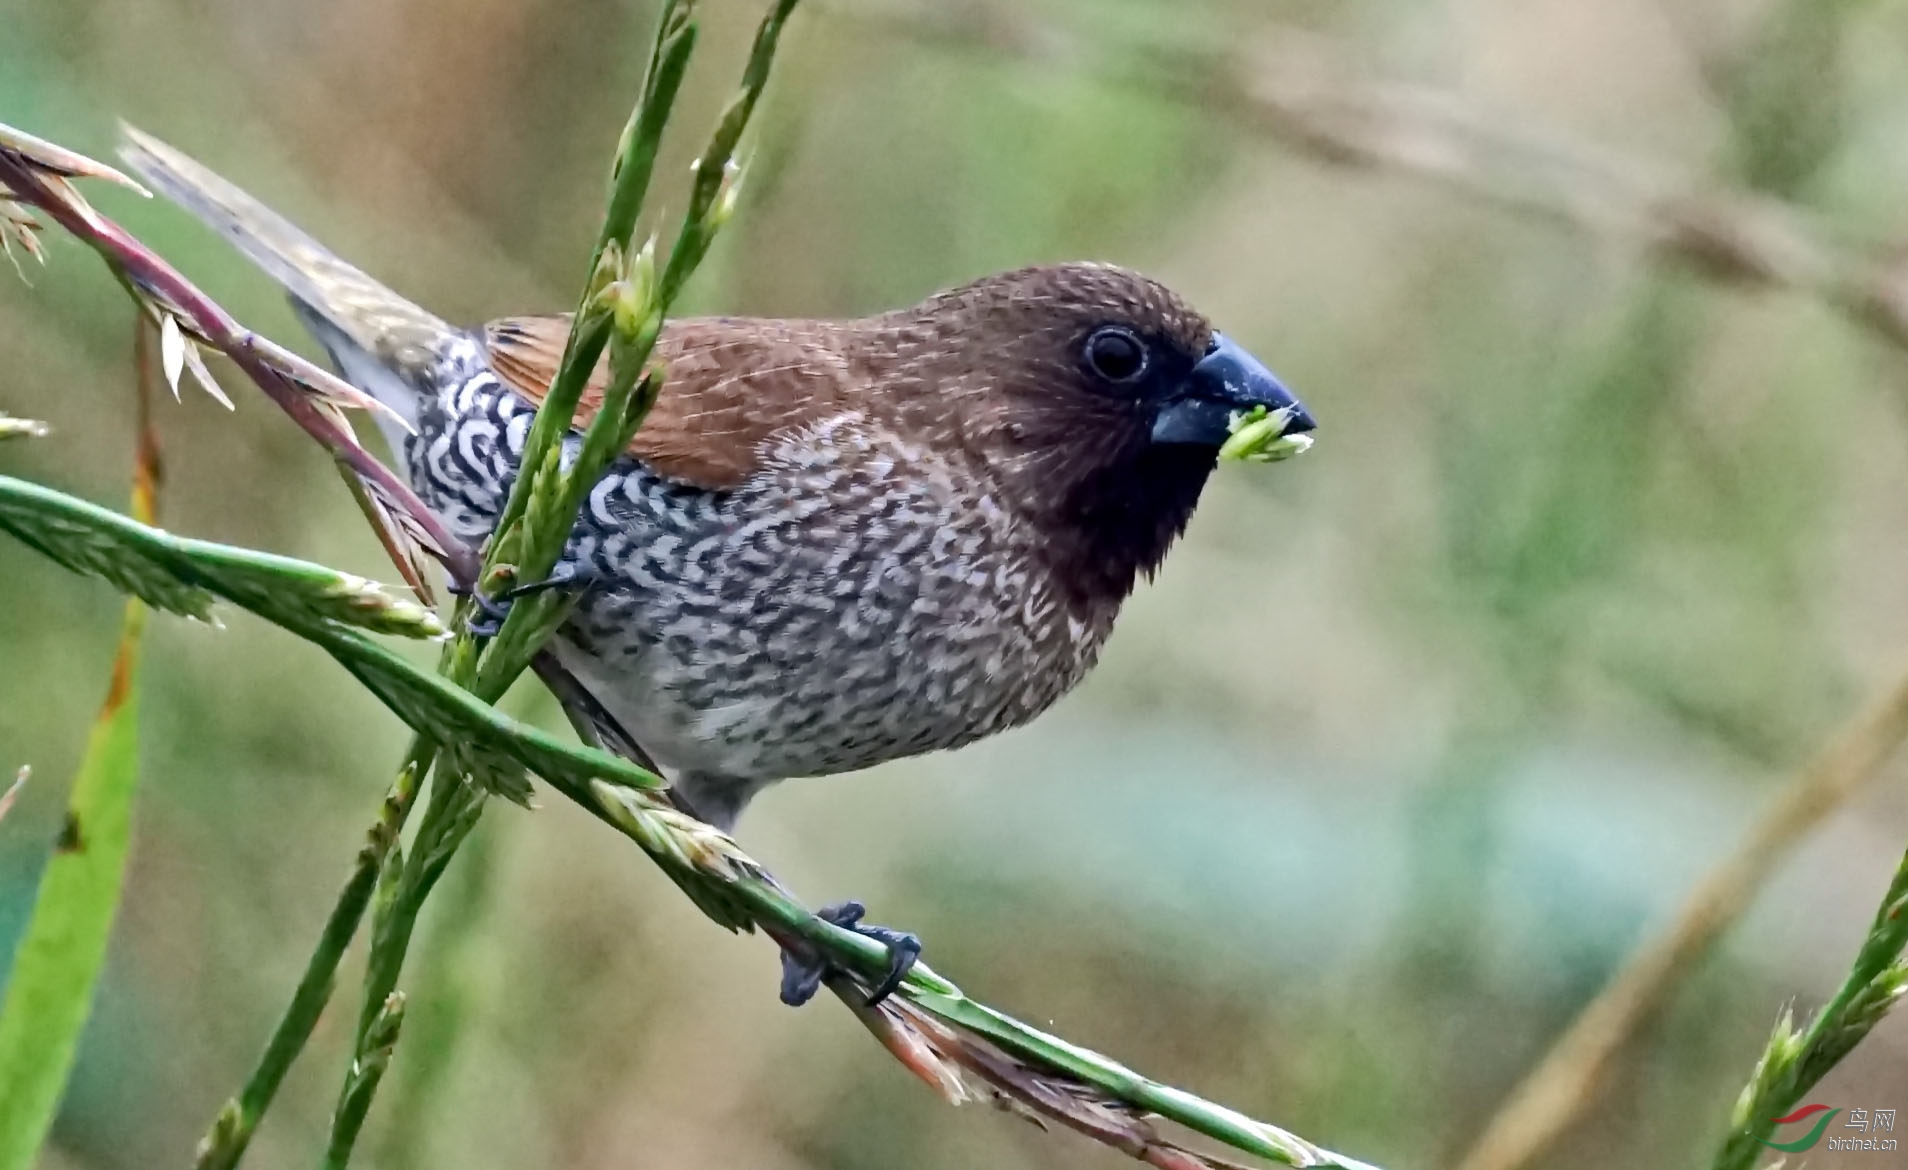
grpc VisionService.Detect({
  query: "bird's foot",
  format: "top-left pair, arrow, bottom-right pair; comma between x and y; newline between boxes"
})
452,563 -> 593,639
780,900 -> 922,1008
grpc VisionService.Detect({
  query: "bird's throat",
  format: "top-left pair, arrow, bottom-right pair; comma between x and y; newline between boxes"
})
1046,443 -> 1216,609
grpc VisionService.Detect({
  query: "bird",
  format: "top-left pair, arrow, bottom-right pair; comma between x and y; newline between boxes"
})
120,128 -> 1315,1003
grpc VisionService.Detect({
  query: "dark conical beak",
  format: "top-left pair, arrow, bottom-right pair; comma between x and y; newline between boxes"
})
1151,332 -> 1315,448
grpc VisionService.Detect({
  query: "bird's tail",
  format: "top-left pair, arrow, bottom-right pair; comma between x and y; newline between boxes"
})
118,126 -> 455,432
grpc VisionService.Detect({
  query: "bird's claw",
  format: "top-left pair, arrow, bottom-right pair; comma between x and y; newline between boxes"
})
463,591 -> 514,639
779,900 -> 923,1009
450,564 -> 591,640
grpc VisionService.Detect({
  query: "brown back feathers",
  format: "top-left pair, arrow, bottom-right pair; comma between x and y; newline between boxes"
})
485,314 -> 862,490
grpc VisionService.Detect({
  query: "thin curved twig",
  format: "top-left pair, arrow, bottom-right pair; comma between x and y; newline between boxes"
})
841,0 -> 1908,355
1454,669 -> 1908,1170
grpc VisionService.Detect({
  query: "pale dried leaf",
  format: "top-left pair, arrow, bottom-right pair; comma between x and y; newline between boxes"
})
0,414 -> 51,440
128,298 -> 235,410
181,340 -> 234,410
159,313 -> 187,401
884,1001 -> 1274,1170
0,232 -> 31,281
0,766 -> 25,826
0,197 -> 45,278
30,173 -> 110,233
340,469 -> 438,606
245,332 -> 416,434
0,121 -> 150,195
16,226 -> 44,266
307,403 -> 431,585
844,992 -> 975,1105
360,476 -> 450,561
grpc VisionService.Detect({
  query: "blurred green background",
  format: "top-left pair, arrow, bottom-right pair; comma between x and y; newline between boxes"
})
5,1 -> 1908,1167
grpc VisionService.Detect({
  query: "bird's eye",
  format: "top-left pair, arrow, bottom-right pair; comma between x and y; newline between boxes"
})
1083,326 -> 1149,384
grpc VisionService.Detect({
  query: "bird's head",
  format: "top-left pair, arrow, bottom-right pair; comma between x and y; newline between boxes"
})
873,263 -> 1315,608
488,262 -> 1312,611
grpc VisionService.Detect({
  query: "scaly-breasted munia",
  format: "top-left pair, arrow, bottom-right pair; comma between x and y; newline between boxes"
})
122,129 -> 1315,1000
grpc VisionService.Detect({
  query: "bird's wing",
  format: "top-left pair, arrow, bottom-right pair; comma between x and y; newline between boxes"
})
484,313 -> 858,490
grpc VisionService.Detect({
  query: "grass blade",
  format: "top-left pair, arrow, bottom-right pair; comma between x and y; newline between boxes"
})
0,320 -> 162,1170
0,625 -> 144,1170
